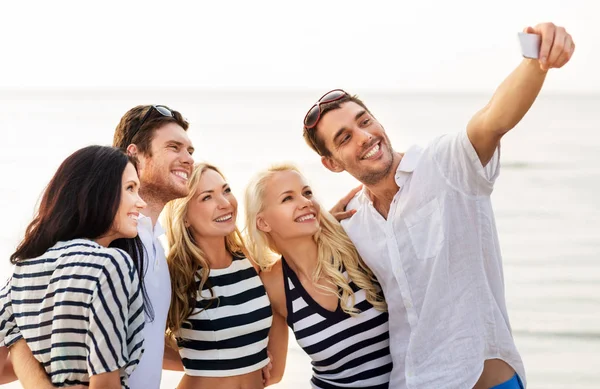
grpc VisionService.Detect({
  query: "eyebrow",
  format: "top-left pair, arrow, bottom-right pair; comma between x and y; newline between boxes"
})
125,180 -> 139,186
199,183 -> 229,195
278,185 -> 310,197
332,110 -> 367,144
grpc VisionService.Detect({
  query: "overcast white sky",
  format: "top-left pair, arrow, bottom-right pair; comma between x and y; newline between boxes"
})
0,0 -> 596,92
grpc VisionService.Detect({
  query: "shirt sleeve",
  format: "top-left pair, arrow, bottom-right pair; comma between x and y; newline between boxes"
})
0,278 -> 23,348
431,130 -> 501,196
85,248 -> 145,377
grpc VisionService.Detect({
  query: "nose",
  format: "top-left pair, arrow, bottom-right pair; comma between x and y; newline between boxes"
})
216,195 -> 233,209
356,128 -> 373,146
181,149 -> 194,166
136,194 -> 147,209
298,196 -> 313,209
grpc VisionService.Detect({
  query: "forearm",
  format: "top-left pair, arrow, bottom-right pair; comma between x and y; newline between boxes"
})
9,339 -> 54,389
0,346 -> 18,384
162,336 -> 184,371
470,59 -> 547,136
264,314 -> 288,386
89,370 -> 122,389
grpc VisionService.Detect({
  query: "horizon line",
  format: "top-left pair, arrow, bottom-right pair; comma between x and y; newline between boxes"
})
1,86 -> 599,98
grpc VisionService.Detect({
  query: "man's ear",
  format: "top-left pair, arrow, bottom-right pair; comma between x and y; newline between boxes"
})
126,144 -> 138,157
321,156 -> 345,173
127,144 -> 146,170
256,215 -> 272,233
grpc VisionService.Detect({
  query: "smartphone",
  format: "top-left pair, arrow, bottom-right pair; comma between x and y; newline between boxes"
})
518,32 -> 541,59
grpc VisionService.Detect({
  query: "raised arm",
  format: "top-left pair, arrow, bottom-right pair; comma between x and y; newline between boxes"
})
467,23 -> 575,165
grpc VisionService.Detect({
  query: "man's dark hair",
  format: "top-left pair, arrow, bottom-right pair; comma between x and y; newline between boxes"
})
303,94 -> 371,157
113,105 -> 189,155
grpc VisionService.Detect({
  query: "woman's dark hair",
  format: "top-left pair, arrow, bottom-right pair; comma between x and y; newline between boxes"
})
10,145 -> 154,321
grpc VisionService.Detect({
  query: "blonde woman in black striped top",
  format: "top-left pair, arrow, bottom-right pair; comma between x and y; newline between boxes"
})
244,164 -> 392,388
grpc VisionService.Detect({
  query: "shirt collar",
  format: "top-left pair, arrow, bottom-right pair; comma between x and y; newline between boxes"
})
138,212 -> 165,238
394,144 -> 423,186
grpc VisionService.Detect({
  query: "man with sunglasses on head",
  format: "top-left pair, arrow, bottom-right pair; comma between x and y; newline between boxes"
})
112,104 -> 195,389
305,23 -> 575,389
1,105 -> 195,389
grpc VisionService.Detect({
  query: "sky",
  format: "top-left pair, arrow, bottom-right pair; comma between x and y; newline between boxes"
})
0,0 -> 596,93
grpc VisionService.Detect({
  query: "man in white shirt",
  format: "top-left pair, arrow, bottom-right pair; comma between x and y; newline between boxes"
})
303,23 -> 574,389
112,105 -> 195,389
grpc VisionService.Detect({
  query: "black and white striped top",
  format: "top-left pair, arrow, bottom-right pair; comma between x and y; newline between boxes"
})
177,255 -> 272,377
0,239 -> 145,388
282,257 -> 392,389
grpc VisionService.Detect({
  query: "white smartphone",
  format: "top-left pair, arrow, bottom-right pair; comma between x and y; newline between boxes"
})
518,32 -> 541,59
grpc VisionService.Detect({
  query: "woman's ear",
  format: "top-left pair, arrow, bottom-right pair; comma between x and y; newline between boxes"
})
256,215 -> 271,233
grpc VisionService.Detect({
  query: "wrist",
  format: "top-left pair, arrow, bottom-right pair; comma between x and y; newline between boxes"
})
522,58 -> 548,75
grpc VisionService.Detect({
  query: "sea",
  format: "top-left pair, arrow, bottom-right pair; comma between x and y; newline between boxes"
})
0,89 -> 598,388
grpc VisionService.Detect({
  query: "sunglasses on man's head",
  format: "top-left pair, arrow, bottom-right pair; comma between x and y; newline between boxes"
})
131,105 -> 175,138
303,89 -> 348,130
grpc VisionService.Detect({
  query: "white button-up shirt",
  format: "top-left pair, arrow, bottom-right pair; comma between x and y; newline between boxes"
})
127,214 -> 172,389
341,130 -> 525,389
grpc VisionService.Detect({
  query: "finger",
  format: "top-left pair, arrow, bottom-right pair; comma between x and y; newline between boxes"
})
330,185 -> 363,215
334,209 -> 356,222
547,27 -> 566,67
347,184 -> 362,200
262,366 -> 271,382
554,34 -> 573,68
329,203 -> 345,215
538,23 -> 556,69
343,184 -> 363,202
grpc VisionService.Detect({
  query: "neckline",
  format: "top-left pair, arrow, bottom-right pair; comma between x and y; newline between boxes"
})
206,253 -> 245,276
281,256 -> 347,320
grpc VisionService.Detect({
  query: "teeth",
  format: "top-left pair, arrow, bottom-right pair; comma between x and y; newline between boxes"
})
295,214 -> 315,222
128,214 -> 138,220
362,143 -> 380,159
215,214 -> 232,222
173,171 -> 188,180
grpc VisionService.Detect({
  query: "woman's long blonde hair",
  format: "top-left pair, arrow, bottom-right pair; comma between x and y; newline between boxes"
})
244,163 -> 386,315
163,163 -> 247,337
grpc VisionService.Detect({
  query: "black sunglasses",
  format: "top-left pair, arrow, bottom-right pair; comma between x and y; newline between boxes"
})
131,105 -> 175,139
303,89 -> 348,129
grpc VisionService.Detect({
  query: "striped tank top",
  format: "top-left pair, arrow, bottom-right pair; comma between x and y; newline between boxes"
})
282,257 -> 392,389
177,254 -> 273,377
